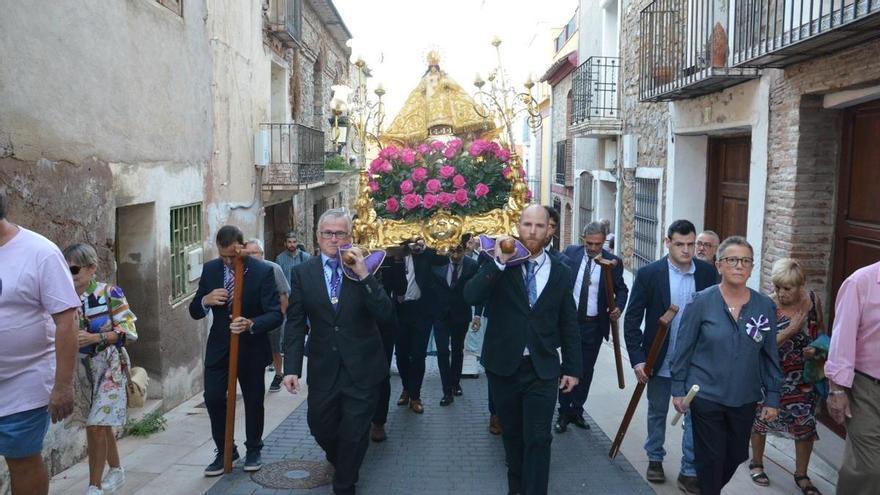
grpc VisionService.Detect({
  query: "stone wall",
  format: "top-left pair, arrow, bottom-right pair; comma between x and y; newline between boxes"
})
762,40 -> 880,303
618,0 -> 670,270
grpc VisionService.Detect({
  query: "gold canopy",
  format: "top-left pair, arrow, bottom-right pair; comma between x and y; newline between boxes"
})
381,52 -> 497,146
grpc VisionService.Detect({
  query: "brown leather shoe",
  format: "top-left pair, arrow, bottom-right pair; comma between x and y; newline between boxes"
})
370,423 -> 387,442
489,414 -> 503,435
396,390 -> 410,406
409,399 -> 424,414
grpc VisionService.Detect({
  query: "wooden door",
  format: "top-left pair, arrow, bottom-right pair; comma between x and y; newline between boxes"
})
705,136 -> 751,240
833,100 -> 880,303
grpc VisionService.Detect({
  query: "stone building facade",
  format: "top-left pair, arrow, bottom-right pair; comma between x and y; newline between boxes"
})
0,0 -> 354,489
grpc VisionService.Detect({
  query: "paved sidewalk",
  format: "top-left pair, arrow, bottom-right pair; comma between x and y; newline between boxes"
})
209,361 -> 653,495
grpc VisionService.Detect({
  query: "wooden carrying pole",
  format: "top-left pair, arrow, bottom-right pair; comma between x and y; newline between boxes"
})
596,256 -> 625,390
608,305 -> 679,459
223,253 -> 246,473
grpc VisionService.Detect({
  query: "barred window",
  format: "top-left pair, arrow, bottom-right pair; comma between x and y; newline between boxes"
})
633,178 -> 660,271
170,203 -> 202,302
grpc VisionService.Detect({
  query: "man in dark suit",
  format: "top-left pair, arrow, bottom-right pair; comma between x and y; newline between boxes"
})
282,208 -> 392,495
369,254 -> 406,442
388,239 -> 446,414
432,244 -> 479,406
464,205 -> 582,495
623,219 -> 718,493
557,221 -> 628,433
189,225 -> 283,476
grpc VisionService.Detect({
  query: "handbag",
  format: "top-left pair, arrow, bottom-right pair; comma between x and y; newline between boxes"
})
120,347 -> 149,408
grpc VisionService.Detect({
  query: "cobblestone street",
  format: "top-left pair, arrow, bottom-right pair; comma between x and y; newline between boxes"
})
209,362 -> 653,494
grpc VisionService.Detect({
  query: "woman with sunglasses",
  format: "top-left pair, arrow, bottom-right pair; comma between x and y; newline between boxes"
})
669,236 -> 783,495
63,243 -> 138,495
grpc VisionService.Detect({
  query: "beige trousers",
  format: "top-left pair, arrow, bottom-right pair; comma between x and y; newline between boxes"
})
838,372 -> 880,495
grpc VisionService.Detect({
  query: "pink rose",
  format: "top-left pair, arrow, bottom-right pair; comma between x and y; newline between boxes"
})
502,166 -> 512,179
411,167 -> 429,182
439,165 -> 456,179
431,140 -> 445,151
454,188 -> 469,206
469,139 -> 490,157
402,193 -> 422,210
379,145 -> 400,160
495,148 -> 511,162
443,146 -> 458,159
525,188 -> 533,202
452,174 -> 467,189
422,193 -> 438,209
385,197 -> 400,213
417,143 -> 431,155
368,181 -> 379,193
438,192 -> 455,208
474,183 -> 490,198
401,148 -> 417,166
400,179 -> 414,195
448,138 -> 463,151
426,179 -> 442,194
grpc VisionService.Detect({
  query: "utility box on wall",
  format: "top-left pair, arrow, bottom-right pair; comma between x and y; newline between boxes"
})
622,134 -> 638,169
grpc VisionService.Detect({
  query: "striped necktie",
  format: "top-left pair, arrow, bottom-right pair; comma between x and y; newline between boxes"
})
224,266 -> 234,308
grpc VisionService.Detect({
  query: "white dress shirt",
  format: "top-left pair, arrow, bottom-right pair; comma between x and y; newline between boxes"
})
404,254 -> 421,301
573,254 -> 600,317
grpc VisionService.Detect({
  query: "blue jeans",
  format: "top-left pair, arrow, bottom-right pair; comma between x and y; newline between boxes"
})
645,375 -> 697,477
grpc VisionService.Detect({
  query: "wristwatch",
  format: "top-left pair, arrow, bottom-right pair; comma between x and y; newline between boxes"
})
828,389 -> 846,396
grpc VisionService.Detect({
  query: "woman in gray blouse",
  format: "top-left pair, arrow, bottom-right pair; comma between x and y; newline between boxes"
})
670,236 -> 783,495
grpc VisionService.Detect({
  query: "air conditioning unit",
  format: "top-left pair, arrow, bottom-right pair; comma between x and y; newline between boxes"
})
187,247 -> 204,282
254,129 -> 270,168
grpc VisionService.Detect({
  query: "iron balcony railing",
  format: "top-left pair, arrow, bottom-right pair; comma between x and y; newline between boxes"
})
267,0 -> 302,44
639,0 -> 759,101
571,56 -> 621,132
261,123 -> 325,186
732,0 -> 880,67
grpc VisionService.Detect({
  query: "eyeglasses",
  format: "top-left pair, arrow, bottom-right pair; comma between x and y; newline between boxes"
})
319,231 -> 350,239
696,241 -> 716,248
69,265 -> 82,275
719,256 -> 754,268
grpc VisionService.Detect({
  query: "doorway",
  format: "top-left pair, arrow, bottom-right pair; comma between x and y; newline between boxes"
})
705,136 -> 751,240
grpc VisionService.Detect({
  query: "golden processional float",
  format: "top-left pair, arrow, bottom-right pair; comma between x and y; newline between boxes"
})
330,39 -> 542,253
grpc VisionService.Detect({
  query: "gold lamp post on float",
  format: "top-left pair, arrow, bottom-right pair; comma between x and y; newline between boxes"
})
330,47 -> 387,247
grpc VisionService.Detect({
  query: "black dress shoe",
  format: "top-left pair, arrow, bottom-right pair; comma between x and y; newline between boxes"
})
439,394 -> 454,406
453,385 -> 463,396
554,415 -> 569,433
646,461 -> 666,483
568,414 -> 590,430
204,447 -> 240,477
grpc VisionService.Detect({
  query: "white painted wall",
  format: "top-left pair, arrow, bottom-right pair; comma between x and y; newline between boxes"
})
666,76 -> 774,289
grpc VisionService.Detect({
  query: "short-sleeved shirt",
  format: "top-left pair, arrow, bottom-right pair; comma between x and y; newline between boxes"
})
0,227 -> 81,417
265,260 -> 291,295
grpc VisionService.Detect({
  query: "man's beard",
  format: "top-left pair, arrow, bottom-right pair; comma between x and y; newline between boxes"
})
287,245 -> 298,252
523,238 -> 543,256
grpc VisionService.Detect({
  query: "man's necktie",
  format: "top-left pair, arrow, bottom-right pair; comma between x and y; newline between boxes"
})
327,258 -> 341,310
526,260 -> 538,307
450,263 -> 460,287
224,266 -> 235,308
578,257 -> 592,320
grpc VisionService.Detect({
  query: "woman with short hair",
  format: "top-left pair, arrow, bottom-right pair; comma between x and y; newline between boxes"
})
670,236 -> 783,495
63,243 -> 138,495
749,258 -> 825,494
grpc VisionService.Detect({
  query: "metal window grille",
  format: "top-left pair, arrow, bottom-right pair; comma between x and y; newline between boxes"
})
572,57 -> 620,124
170,203 -> 202,302
579,174 -> 593,235
633,178 -> 660,270
555,140 -> 567,185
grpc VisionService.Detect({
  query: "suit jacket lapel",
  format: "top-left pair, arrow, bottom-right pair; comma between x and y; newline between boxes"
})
309,257 -> 334,313
660,257 -> 671,309
335,275 -> 353,320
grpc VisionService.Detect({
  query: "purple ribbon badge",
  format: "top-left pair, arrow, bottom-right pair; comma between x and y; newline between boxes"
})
746,314 -> 771,343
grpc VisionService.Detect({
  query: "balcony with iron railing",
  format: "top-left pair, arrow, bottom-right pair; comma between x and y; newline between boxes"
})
261,123 -> 325,190
267,0 -> 302,45
732,0 -> 880,67
639,0 -> 760,102
570,56 -> 622,137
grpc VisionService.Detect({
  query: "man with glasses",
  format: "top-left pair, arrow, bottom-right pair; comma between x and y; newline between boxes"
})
275,231 -> 310,287
623,219 -> 718,494
282,208 -> 392,495
189,226 -> 283,476
0,191 -> 79,495
696,230 -> 720,265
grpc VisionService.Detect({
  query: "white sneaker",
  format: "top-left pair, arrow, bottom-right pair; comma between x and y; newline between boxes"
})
101,466 -> 125,492
86,486 -> 104,495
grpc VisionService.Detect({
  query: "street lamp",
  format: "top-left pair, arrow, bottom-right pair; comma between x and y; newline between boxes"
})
329,94 -> 349,155
329,52 -> 386,170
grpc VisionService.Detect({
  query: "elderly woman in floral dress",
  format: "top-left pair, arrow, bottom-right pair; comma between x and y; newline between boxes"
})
749,258 -> 825,495
63,243 -> 138,495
